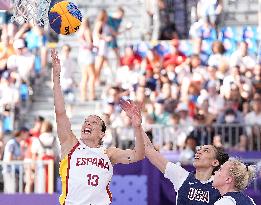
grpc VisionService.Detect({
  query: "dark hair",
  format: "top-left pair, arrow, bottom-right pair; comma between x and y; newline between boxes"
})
13,131 -> 21,138
193,113 -> 205,121
225,108 -> 236,116
185,136 -> 198,145
99,117 -> 106,146
35,115 -> 44,122
212,146 -> 229,174
212,41 -> 226,54
117,6 -> 125,14
101,119 -> 106,133
41,120 -> 53,133
94,115 -> 106,133
171,112 -> 180,120
190,54 -> 200,60
13,127 -> 29,138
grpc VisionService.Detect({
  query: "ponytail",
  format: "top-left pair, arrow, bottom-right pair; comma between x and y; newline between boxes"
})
228,159 -> 256,191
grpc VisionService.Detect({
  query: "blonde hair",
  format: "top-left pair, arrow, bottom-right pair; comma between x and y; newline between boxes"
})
228,158 -> 256,191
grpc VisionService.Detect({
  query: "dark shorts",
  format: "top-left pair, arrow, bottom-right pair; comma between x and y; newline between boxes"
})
0,11 -> 12,24
107,37 -> 118,49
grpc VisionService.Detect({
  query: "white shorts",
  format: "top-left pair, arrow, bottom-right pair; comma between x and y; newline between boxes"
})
95,39 -> 109,58
78,48 -> 95,66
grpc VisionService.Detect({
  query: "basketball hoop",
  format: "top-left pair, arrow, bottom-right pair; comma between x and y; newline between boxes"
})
10,0 -> 51,26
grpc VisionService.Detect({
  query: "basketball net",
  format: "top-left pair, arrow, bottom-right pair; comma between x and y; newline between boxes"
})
10,0 -> 51,26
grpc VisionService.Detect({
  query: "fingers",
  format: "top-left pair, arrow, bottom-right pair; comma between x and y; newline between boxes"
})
51,49 -> 58,59
120,98 -> 135,108
51,48 -> 57,55
136,101 -> 143,110
133,112 -> 141,119
119,98 -> 141,114
51,49 -> 60,65
119,98 -> 131,110
50,49 -> 56,59
130,101 -> 141,115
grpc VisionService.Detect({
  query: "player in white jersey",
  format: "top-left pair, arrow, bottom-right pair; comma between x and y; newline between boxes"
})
213,158 -> 256,205
51,49 -> 145,205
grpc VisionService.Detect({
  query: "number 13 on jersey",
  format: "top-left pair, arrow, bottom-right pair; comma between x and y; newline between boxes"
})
87,174 -> 99,186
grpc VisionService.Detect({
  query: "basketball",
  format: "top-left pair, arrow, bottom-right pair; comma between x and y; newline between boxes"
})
48,1 -> 82,35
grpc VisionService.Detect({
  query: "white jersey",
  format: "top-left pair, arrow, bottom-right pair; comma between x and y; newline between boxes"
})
214,193 -> 256,205
59,140 -> 113,205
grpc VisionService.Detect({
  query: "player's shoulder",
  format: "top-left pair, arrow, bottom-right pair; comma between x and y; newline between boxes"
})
103,146 -> 121,165
106,146 -> 127,157
249,196 -> 256,205
214,196 -> 236,205
106,147 -> 120,156
60,137 -> 79,159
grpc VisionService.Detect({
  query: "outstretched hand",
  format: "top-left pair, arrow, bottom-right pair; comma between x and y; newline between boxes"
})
119,98 -> 142,127
51,49 -> 61,77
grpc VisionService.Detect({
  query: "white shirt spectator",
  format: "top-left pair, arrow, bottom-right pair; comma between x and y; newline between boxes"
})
163,126 -> 187,149
197,0 -> 219,17
115,66 -> 141,89
60,55 -> 75,91
144,0 -> 158,15
230,50 -> 256,69
3,139 -> 22,168
102,128 -> 113,148
208,94 -> 224,115
176,103 -> 194,135
208,54 -> 228,67
7,52 -> 35,83
2,137 -> 23,193
179,148 -> 195,164
230,41 -> 256,69
116,126 -> 134,141
0,79 -> 19,110
245,111 -> 261,125
31,133 -> 60,159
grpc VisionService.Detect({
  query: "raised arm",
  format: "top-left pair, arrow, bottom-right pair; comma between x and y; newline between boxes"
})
143,129 -> 190,192
51,49 -> 77,153
107,99 -> 144,165
143,130 -> 168,173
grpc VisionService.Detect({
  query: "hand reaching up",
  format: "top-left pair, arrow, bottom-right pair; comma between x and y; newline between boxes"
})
51,49 -> 61,77
119,98 -> 142,127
